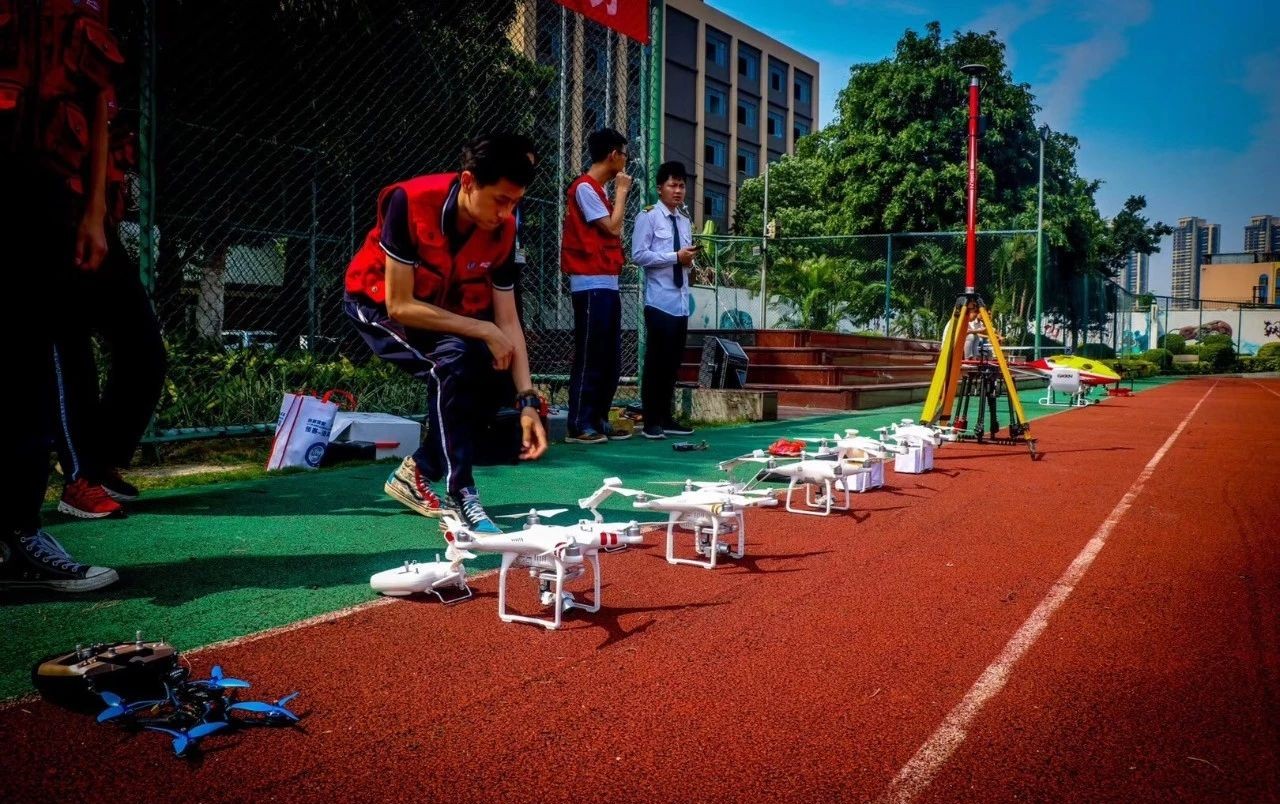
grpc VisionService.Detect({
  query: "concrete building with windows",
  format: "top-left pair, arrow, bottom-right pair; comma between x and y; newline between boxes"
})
1170,216 -> 1220,304
1121,251 -> 1149,296
661,0 -> 819,232
1199,252 -> 1279,308
1244,215 -> 1280,255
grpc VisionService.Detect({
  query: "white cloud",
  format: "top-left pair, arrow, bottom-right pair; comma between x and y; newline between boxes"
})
1037,0 -> 1151,130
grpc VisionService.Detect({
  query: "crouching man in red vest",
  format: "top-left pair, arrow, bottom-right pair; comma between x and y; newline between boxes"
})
344,133 -> 548,534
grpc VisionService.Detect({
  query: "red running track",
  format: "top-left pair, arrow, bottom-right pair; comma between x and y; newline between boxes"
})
3,378 -> 1278,803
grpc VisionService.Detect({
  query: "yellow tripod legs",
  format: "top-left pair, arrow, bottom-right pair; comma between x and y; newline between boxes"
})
919,295 -> 1033,452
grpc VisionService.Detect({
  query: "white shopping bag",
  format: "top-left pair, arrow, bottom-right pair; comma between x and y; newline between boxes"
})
267,390 -> 350,470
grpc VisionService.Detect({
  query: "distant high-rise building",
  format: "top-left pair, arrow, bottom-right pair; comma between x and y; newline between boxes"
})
1121,251 -> 1149,296
1171,217 -> 1220,304
1244,215 -> 1280,255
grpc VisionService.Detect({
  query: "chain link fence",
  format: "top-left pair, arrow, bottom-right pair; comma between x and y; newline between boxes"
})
108,0 -> 651,434
692,231 -> 1039,339
99,3 -> 1279,436
694,230 -> 1280,361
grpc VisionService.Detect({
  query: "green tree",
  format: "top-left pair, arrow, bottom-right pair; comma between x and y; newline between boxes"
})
1097,195 -> 1173,278
769,255 -> 884,331
729,22 -> 1148,342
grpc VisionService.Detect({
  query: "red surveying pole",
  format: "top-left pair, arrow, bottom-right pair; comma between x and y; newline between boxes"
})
961,63 -> 986,294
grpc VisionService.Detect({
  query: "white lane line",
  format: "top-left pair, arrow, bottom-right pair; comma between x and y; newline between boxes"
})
882,382 -> 1218,803
1252,380 -> 1280,399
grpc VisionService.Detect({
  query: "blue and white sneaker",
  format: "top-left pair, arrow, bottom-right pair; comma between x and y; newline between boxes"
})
451,487 -> 502,534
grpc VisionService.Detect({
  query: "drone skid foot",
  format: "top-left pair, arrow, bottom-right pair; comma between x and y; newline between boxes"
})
667,513 -> 744,570
431,585 -> 473,606
784,479 -> 851,516
498,553 -> 602,631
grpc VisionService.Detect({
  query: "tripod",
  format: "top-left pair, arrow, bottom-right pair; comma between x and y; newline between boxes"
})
916,64 -> 1036,458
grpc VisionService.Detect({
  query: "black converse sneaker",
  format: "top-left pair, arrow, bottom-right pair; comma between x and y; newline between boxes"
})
0,530 -> 119,593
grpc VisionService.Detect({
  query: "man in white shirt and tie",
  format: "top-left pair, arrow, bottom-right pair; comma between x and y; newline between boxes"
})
630,161 -> 700,439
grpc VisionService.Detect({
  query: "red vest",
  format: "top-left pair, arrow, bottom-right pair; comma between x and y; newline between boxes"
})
1,0 -> 125,183
560,174 -> 623,276
344,173 -> 516,318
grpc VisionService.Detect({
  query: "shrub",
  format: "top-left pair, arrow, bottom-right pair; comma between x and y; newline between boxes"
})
1200,333 -> 1233,349
1199,342 -> 1236,371
1161,332 -> 1186,354
1141,348 -> 1172,371
154,340 -> 424,431
1255,341 -> 1280,371
1106,359 -> 1157,379
1077,343 -> 1116,359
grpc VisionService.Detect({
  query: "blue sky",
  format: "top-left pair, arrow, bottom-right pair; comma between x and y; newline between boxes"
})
704,0 -> 1279,295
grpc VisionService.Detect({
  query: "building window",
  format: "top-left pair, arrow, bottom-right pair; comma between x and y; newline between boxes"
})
738,49 -> 759,81
737,98 -> 758,128
705,189 -> 727,219
706,31 -> 728,68
705,86 -> 727,117
767,111 -> 785,139
793,120 -> 810,141
704,136 -> 727,168
769,63 -> 786,93
794,73 -> 812,104
737,148 -> 758,178
1258,274 -> 1270,304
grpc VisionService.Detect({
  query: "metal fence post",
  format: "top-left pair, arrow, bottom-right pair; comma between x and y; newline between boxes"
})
138,0 -> 157,294
883,234 -> 893,336
308,174 -> 318,352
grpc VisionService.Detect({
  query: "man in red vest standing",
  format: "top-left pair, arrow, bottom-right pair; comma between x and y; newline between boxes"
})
2,0 -> 127,591
561,128 -> 633,444
344,133 -> 548,535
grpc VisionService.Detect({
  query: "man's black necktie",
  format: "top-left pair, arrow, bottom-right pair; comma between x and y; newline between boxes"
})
670,214 -> 684,289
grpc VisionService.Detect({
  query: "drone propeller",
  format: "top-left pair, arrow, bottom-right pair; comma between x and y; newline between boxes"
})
97,691 -> 169,723
205,665 -> 251,689
495,507 -> 569,520
228,696 -> 301,723
444,540 -> 477,565
147,720 -> 229,756
649,480 -> 734,489
96,692 -> 128,723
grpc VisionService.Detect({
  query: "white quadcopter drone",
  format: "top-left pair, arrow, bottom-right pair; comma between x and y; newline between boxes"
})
441,509 -> 644,630
580,477 -> 777,570
718,449 -> 873,517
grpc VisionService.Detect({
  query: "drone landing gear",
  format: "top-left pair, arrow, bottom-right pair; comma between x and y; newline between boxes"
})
920,293 -> 1038,460
784,475 -> 858,516
668,511 -> 744,570
429,584 -> 473,606
496,552 -> 601,630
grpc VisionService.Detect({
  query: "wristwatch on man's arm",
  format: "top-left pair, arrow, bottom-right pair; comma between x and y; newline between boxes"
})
516,389 -> 543,415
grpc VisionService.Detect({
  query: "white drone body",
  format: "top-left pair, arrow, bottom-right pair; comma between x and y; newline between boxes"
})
888,419 -> 959,447
580,477 -> 777,570
791,428 -> 902,462
719,450 -> 870,516
369,554 -> 471,604
442,512 -> 642,630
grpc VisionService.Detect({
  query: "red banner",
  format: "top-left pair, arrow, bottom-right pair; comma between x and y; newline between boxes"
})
551,0 -> 650,45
